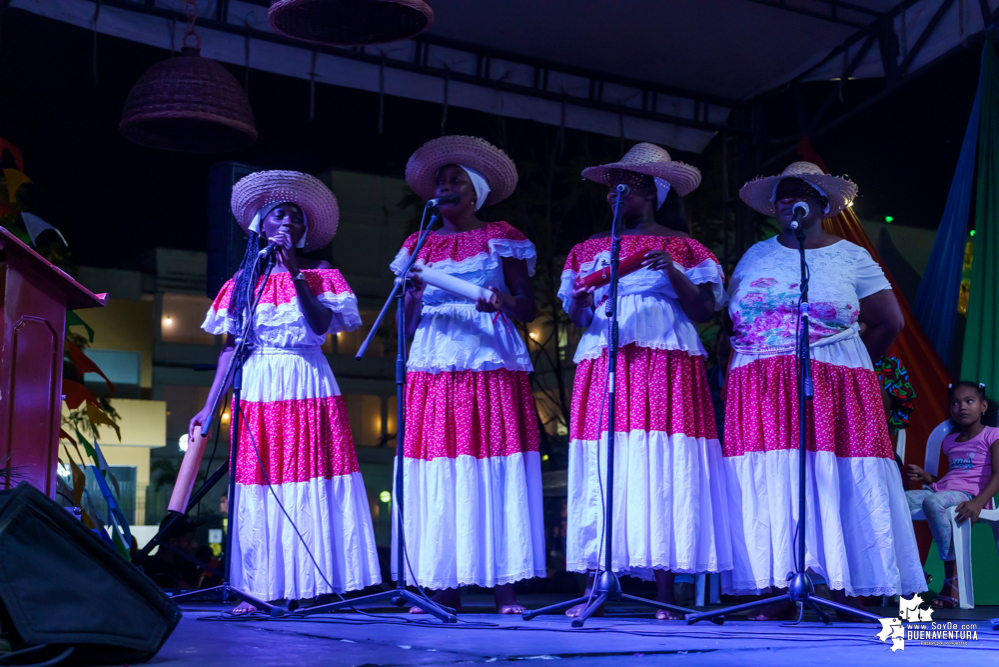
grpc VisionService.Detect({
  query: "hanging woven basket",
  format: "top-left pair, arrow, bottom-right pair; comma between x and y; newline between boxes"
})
120,47 -> 257,153
269,0 -> 434,46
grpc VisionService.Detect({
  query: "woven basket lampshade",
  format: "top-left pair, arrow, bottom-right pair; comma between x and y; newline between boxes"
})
269,0 -> 434,46
120,47 -> 258,153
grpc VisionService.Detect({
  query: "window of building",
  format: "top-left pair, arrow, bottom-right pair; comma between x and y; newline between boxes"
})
326,310 -> 390,358
161,293 -> 219,345
343,394 -> 395,447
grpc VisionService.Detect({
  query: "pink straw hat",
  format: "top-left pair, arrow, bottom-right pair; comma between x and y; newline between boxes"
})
230,170 -> 339,252
739,161 -> 858,218
582,142 -> 702,196
405,135 -> 518,206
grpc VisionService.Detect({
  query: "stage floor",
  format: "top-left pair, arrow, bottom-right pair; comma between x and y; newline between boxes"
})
145,595 -> 999,666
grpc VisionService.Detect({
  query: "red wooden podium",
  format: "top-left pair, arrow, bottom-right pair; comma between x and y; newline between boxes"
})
0,228 -> 107,498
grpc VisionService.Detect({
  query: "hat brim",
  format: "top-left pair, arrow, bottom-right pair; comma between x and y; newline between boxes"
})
405,136 -> 518,206
230,171 -> 339,252
582,160 -> 702,197
739,173 -> 857,218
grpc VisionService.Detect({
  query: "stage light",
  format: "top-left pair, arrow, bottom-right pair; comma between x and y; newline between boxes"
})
542,454 -> 549,461
529,332 -> 537,340
163,316 -> 174,326
885,216 -> 893,223
970,230 -> 976,237
379,491 -> 392,503
179,434 -> 189,452
221,411 -> 230,424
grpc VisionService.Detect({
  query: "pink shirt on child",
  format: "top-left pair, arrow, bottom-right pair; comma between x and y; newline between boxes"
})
931,425 -> 998,499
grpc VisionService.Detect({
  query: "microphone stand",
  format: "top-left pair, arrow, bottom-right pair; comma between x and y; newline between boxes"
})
687,221 -> 881,625
168,253 -> 283,616
300,203 -> 456,622
523,184 -> 696,628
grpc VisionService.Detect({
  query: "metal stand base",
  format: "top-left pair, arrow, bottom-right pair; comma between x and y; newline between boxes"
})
170,583 -> 284,617
523,571 -> 701,628
295,587 -> 457,623
686,569 -> 881,625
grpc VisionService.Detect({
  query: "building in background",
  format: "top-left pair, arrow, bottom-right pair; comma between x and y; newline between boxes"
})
70,168 -> 414,548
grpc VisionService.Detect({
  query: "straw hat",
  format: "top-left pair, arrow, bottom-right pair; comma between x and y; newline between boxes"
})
405,135 -> 518,206
581,142 -> 702,197
230,170 -> 339,252
739,161 -> 857,218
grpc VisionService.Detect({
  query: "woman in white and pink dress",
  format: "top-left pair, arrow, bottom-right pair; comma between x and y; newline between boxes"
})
392,136 -> 545,614
560,144 -> 732,619
191,171 -> 381,611
724,162 -> 925,620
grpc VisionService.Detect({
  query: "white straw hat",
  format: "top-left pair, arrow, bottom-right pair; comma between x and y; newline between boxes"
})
739,161 -> 857,218
582,142 -> 702,196
405,135 -> 518,206
230,170 -> 339,251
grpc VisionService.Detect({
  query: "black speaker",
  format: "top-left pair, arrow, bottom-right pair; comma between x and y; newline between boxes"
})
0,483 -> 181,664
207,161 -> 261,299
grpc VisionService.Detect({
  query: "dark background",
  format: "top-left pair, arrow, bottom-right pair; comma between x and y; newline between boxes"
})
0,9 -> 983,267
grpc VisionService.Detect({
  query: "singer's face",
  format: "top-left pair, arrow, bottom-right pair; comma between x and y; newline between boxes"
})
434,165 -> 476,214
261,203 -> 306,246
606,180 -> 656,218
774,178 -> 825,228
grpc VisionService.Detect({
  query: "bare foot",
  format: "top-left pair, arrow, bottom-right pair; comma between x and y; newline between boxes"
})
651,570 -> 684,620
232,601 -> 257,614
566,602 -> 604,618
494,584 -> 525,615
410,588 -> 461,614
498,604 -> 527,614
748,599 -> 796,621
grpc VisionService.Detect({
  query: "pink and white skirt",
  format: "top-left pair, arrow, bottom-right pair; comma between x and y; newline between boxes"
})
394,368 -> 546,589
566,344 -> 732,578
231,346 -> 381,601
722,336 -> 925,596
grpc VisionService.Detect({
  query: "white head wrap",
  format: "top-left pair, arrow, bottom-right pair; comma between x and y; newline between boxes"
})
248,202 -> 308,248
458,164 -> 491,211
654,177 -> 671,210
770,181 -> 831,214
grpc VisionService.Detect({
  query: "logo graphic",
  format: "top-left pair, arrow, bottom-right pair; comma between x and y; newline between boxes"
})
876,594 -> 980,652
876,595 -> 933,652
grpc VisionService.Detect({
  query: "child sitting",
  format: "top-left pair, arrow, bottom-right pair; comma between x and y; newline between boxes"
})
906,381 -> 999,608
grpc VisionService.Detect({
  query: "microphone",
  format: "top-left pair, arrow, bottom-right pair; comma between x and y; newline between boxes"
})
427,193 -> 461,207
258,241 -> 278,258
616,184 -> 630,197
258,223 -> 290,258
789,201 -> 809,231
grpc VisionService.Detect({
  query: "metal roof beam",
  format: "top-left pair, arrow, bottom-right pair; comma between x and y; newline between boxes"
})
82,0 -> 746,135
742,0 -> 879,28
899,0 -> 956,76
789,0 -> 924,85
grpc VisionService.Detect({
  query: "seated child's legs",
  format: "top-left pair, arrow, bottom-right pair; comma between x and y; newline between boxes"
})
916,489 -> 974,561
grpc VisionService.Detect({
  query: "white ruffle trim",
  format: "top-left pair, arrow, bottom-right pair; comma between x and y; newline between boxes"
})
567,431 -> 732,579
566,293 -> 709,362
723,576 -> 911,598
392,452 -> 547,589
241,347 -> 342,403
559,259 -> 726,316
231,474 -> 382,600
202,291 -> 361,337
391,238 -> 537,277
407,303 -> 533,373
722,450 -> 928,598
729,326 -> 873,371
